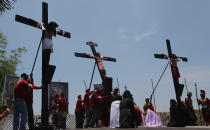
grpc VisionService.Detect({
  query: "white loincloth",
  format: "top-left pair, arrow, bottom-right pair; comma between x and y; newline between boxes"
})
109,100 -> 121,128
142,109 -> 163,127
42,38 -> 53,52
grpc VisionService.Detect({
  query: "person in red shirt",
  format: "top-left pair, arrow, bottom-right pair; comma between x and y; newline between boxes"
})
13,73 -> 41,130
56,92 -> 68,129
184,92 -> 197,125
25,73 -> 42,130
51,94 -> 59,126
75,95 -> 84,128
83,89 -> 92,128
62,95 -> 69,129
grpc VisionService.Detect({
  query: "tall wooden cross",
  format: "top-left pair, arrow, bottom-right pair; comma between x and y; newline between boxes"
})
15,2 -> 71,126
75,41 -> 116,82
154,39 -> 188,103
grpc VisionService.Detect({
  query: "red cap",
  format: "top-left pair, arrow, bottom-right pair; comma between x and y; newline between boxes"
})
200,90 -> 205,94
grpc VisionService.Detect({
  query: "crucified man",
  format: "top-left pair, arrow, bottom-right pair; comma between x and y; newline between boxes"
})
42,22 -> 63,67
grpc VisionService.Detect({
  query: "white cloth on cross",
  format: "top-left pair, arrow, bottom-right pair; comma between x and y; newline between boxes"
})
109,100 -> 121,128
42,38 -> 53,52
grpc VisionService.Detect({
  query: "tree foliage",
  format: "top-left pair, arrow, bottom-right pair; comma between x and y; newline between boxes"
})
0,0 -> 16,14
0,32 -> 26,76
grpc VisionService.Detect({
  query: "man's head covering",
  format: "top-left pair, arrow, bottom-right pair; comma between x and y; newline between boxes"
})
145,98 -> 150,102
200,90 -> 205,95
187,92 -> 192,97
123,90 -> 132,99
48,22 -> 58,28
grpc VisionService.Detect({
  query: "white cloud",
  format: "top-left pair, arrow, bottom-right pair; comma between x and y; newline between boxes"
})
117,24 -> 158,42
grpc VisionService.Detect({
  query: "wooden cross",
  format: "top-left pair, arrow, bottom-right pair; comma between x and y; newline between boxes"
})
75,41 -> 116,82
15,2 -> 70,126
154,39 -> 188,103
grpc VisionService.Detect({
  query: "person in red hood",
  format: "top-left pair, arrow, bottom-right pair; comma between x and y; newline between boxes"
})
25,73 -> 42,130
143,98 -> 154,111
13,73 -> 41,130
75,95 -> 84,128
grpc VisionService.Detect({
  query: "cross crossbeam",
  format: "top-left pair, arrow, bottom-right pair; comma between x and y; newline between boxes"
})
75,41 -> 116,81
15,15 -> 71,38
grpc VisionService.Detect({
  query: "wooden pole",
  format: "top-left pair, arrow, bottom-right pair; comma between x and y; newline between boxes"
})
117,78 -> 120,95
195,83 -> 202,125
184,78 -> 189,94
150,61 -> 170,100
89,62 -> 97,90
151,79 -> 156,111
83,80 -> 87,90
31,38 -> 42,75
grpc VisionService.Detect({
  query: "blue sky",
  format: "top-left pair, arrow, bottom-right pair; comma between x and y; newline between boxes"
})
1,0 -> 210,114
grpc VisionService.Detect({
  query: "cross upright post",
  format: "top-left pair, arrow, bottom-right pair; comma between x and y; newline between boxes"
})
41,2 -> 49,126
154,39 -> 188,103
15,2 -> 71,129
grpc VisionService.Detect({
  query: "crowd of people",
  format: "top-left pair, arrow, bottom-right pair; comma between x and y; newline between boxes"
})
0,72 -> 209,129
75,88 -> 162,128
167,90 -> 210,127
75,87 -> 210,128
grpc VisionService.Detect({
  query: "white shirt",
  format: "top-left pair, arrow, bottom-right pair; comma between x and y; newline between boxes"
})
109,100 -> 121,128
42,38 -> 53,52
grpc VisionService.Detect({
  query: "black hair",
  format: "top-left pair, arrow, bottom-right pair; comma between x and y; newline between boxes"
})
123,90 -> 132,99
21,73 -> 28,78
145,98 -> 150,102
116,95 -> 122,101
46,21 -> 58,36
170,99 -> 176,106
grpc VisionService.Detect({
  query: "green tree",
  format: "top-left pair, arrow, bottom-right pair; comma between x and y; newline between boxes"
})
0,0 -> 16,14
0,32 -> 26,101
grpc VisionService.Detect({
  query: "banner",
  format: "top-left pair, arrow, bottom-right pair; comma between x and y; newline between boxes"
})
1,74 -> 19,109
49,82 -> 68,113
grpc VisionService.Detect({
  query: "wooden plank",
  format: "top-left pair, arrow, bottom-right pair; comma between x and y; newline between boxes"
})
15,15 -> 71,38
15,15 -> 43,29
166,39 -> 173,58
102,57 -> 117,62
74,52 -> 94,59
